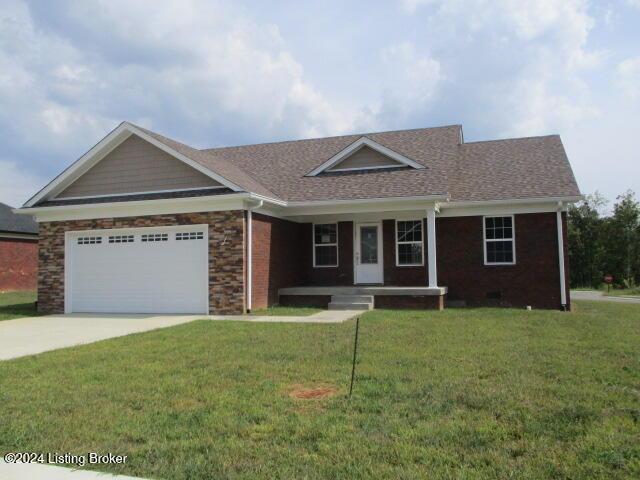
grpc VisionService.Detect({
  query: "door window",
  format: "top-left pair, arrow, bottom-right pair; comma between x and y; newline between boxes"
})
360,226 -> 378,264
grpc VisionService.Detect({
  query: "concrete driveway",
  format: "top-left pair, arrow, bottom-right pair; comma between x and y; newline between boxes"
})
0,310 -> 360,361
0,314 -> 200,361
572,290 -> 640,304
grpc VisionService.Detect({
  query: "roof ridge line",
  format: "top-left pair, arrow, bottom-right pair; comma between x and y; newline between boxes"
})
201,124 -> 463,151
463,134 -> 560,145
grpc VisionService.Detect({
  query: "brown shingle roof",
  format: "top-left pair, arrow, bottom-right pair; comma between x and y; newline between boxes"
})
132,123 -> 581,203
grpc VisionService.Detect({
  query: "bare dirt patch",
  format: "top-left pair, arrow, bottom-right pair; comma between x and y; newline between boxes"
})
288,384 -> 338,400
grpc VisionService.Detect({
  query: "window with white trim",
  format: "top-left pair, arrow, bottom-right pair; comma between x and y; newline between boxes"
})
313,224 -> 338,267
396,220 -> 423,266
484,216 -> 515,264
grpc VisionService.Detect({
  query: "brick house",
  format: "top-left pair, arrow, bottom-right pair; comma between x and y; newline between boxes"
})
16,122 -> 581,314
0,202 -> 38,291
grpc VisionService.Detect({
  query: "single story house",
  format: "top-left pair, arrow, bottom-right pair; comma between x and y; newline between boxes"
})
0,202 -> 38,291
16,122 -> 581,314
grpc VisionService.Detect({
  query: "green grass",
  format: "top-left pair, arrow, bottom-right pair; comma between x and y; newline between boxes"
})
1,301 -> 639,479
605,287 -> 640,297
0,290 -> 38,321
250,305 -> 322,316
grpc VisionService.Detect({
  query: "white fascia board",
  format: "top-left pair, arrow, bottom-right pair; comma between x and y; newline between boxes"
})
439,196 -> 583,218
305,137 -> 425,176
0,232 -> 39,240
17,194 -> 255,222
283,195 -> 448,217
24,123 -> 244,207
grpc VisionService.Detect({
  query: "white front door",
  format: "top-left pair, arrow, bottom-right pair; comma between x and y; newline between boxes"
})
65,225 -> 209,314
355,223 -> 383,284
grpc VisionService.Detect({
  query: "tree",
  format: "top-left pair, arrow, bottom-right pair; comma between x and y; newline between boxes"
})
568,193 -> 607,288
602,190 -> 640,287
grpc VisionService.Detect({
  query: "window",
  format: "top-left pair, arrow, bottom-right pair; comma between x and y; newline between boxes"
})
108,235 -> 134,243
396,220 -> 423,266
484,216 -> 515,265
77,236 -> 102,245
141,233 -> 168,242
176,232 -> 204,241
313,224 -> 338,267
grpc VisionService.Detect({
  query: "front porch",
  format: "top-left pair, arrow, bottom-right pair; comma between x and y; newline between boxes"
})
278,285 -> 448,310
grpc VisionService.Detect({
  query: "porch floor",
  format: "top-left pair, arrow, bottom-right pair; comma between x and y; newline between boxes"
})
278,286 -> 447,296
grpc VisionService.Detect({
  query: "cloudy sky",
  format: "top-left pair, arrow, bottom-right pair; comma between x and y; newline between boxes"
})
1,0 -> 638,209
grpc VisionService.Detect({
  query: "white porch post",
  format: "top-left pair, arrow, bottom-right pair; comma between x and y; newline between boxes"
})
426,205 -> 438,288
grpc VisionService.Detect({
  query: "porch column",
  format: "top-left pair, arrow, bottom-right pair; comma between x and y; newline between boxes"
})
426,205 -> 438,288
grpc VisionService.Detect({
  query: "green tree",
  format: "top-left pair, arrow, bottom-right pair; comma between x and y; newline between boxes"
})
568,193 -> 607,288
602,190 -> 640,287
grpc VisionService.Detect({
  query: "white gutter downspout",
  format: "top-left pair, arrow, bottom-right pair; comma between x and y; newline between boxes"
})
557,202 -> 567,310
246,200 -> 263,312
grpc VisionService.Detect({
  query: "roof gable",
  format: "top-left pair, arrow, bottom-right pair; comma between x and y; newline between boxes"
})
56,135 -> 222,199
306,136 -> 425,176
24,122 -> 249,207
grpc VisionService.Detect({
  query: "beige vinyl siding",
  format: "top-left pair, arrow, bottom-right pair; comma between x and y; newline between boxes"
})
57,135 -> 222,198
327,146 -> 403,171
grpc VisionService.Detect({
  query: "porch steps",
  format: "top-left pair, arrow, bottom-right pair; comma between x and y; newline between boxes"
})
328,295 -> 374,311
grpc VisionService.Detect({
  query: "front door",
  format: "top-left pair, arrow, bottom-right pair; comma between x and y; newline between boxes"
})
355,223 -> 383,284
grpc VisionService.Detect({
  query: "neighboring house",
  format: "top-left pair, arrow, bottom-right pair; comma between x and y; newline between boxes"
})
15,122 -> 581,314
0,202 -> 38,291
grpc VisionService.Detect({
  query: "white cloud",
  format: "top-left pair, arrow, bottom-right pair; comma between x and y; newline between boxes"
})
0,159 -> 46,207
0,0 -> 371,188
616,57 -> 640,100
392,0 -> 600,137
376,42 -> 442,122
626,0 -> 640,9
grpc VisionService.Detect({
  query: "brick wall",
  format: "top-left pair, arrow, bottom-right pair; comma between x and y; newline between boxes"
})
437,212 -> 569,309
0,238 -> 38,291
37,211 -> 245,314
251,213 -> 305,309
382,218 -> 428,286
301,221 -> 354,286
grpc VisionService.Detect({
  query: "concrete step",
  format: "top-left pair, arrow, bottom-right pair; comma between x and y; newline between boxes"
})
328,302 -> 372,311
331,295 -> 374,304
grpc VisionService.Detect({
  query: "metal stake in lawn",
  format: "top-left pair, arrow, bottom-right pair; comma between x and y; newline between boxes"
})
349,316 -> 360,398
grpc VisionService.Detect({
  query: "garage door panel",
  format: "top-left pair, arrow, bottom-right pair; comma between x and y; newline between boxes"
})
67,226 -> 208,314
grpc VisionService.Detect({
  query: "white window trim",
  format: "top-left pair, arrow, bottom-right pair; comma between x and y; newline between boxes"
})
395,219 -> 425,267
312,223 -> 339,268
483,215 -> 516,266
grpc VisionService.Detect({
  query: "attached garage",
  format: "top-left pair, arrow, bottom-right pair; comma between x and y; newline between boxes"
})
65,225 -> 209,314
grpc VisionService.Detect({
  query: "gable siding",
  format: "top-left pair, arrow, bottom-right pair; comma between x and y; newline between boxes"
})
57,135 -> 221,198
327,146 -> 403,171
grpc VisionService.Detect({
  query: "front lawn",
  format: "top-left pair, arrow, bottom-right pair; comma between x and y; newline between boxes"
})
1,301 -> 639,479
250,305 -> 322,316
0,290 -> 38,321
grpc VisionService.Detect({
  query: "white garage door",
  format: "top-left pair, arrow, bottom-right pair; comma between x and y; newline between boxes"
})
66,225 -> 209,314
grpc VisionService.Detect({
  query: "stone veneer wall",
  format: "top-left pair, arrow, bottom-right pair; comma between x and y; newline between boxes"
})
37,211 -> 245,314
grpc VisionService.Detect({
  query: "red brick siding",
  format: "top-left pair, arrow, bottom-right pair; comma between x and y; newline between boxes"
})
0,238 -> 38,291
382,218 -> 428,286
437,212 -> 569,309
251,213 -> 305,309
375,294 -> 444,310
301,221 -> 354,286
37,211 -> 245,315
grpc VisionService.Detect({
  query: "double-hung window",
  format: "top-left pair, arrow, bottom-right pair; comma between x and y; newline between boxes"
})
396,220 -> 424,266
313,224 -> 338,267
484,216 -> 515,265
